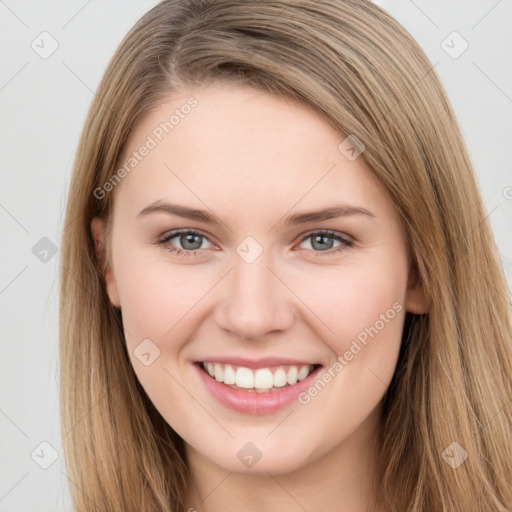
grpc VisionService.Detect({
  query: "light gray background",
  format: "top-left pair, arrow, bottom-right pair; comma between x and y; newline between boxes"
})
1,1 -> 511,510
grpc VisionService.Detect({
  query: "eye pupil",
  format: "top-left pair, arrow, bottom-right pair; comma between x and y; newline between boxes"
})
311,234 -> 334,251
181,233 -> 202,250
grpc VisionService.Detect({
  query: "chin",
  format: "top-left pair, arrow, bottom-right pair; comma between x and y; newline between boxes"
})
197,440 -> 316,476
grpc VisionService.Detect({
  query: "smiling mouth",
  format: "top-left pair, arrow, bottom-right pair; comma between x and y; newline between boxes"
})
197,361 -> 322,393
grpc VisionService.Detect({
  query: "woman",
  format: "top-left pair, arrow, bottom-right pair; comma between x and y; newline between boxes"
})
59,1 -> 512,510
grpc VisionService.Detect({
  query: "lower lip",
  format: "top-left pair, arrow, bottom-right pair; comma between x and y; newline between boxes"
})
194,363 -> 323,415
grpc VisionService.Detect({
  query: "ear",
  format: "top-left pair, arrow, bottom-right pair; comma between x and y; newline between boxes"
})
91,217 -> 121,308
405,262 -> 429,314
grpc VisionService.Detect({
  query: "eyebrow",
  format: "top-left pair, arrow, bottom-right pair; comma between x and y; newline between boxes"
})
137,200 -> 375,226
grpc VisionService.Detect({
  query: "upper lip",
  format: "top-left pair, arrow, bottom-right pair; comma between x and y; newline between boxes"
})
196,357 -> 321,369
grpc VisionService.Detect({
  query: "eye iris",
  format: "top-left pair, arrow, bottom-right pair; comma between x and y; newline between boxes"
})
311,234 -> 334,251
180,233 -> 202,250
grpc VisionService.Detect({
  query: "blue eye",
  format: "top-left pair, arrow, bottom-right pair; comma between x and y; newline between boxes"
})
158,230 -> 212,257
297,230 -> 353,256
157,229 -> 353,257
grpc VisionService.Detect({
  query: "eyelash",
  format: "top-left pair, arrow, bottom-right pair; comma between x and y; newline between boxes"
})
156,229 -> 354,258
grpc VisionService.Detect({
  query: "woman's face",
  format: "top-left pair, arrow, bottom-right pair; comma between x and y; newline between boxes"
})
92,83 -> 426,476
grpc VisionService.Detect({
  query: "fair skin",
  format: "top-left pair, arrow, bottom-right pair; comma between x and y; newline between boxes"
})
92,83 -> 427,512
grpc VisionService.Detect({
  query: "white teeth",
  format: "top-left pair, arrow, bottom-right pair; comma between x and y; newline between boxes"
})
297,365 -> 310,381
214,363 -> 223,382
223,364 -> 236,385
286,366 -> 298,385
254,369 -> 273,389
202,362 -> 316,390
235,367 -> 254,389
273,368 -> 287,387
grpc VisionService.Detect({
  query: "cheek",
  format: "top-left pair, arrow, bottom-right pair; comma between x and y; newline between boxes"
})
113,245 -> 208,342
289,263 -> 407,450
290,257 -> 408,405
112,251 -> 207,422
292,258 -> 408,344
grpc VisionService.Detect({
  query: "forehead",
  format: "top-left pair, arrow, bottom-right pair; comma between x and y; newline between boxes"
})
112,84 -> 387,220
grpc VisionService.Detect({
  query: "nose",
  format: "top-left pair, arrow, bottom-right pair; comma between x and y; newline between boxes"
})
213,250 -> 295,341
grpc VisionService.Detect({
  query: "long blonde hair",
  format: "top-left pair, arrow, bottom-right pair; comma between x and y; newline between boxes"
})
60,1 -> 512,510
